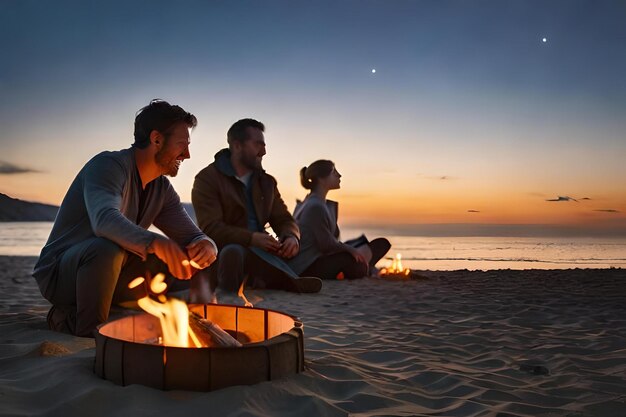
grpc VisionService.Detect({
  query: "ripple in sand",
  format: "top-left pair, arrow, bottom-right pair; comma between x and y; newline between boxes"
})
335,392 -> 407,414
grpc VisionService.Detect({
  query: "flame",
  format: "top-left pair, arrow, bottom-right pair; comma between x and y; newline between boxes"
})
128,277 -> 145,289
238,279 -> 253,307
127,273 -> 254,347
182,259 -> 202,269
380,253 -> 411,277
137,294 -> 197,347
129,274 -> 202,347
149,273 -> 167,294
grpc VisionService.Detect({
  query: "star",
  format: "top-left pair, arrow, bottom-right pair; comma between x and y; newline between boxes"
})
371,69 -> 376,74
542,37 -> 547,43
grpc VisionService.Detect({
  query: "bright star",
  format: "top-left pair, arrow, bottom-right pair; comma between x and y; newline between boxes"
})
542,37 -> 547,43
371,69 -> 376,74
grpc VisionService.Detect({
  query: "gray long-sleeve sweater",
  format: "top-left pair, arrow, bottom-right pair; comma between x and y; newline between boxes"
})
288,194 -> 350,274
33,148 -> 209,299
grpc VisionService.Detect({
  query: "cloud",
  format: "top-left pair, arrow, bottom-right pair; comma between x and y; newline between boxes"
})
594,209 -> 620,213
580,197 -> 591,200
467,210 -> 480,213
0,161 -> 40,174
546,196 -> 578,202
416,174 -> 456,181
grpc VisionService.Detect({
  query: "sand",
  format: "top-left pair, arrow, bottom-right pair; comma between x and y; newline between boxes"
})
1,255 -> 626,417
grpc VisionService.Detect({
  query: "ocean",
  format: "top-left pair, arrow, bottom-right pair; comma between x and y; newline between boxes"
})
2,222 -> 625,270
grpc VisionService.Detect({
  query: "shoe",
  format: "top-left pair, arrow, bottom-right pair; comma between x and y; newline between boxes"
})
289,276 -> 322,294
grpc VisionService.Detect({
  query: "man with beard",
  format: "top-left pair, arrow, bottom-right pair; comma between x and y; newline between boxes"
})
33,99 -> 218,337
192,118 -> 322,294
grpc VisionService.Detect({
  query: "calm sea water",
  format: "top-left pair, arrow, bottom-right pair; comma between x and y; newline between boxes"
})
2,222 -> 625,270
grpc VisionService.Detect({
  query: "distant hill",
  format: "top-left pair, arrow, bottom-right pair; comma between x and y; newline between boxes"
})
0,193 -> 59,221
0,193 -> 199,224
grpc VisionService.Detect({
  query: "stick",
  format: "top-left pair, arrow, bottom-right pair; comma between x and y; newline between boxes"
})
189,312 -> 242,347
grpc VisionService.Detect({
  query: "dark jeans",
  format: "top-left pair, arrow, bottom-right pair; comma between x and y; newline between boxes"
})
302,237 -> 392,280
302,251 -> 368,280
48,237 -> 202,337
212,244 -> 293,292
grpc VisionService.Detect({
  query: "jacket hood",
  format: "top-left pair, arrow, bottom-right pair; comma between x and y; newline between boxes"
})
213,147 -> 266,178
214,148 -> 237,177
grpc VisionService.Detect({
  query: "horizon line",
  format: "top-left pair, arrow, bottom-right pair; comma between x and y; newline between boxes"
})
340,222 -> 626,238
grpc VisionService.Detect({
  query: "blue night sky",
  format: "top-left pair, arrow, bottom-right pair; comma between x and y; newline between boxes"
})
1,0 -> 625,232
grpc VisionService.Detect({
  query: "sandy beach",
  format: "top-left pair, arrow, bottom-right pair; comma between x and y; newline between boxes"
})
1,255 -> 626,417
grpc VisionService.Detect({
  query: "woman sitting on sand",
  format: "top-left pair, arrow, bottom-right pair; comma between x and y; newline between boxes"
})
288,160 -> 391,280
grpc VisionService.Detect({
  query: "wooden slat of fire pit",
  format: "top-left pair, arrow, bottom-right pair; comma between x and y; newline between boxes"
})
237,307 -> 265,343
209,346 -> 269,391
267,311 -> 297,338
103,337 -> 124,386
94,331 -> 106,379
165,347 -> 211,391
265,329 -> 304,380
201,305 -> 236,332
124,342 -> 165,389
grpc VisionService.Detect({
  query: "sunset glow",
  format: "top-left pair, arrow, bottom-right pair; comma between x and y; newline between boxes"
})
1,1 -> 624,236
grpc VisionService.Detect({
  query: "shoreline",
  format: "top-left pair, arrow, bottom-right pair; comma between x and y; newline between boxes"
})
3,223 -> 625,270
3,253 -> 624,272
2,256 -> 626,416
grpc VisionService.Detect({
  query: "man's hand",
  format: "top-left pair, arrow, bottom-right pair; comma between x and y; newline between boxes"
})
277,236 -> 299,259
185,239 -> 218,270
251,232 -> 281,253
148,235 -> 193,279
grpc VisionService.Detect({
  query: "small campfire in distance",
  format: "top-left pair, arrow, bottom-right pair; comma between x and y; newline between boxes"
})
379,253 -> 411,279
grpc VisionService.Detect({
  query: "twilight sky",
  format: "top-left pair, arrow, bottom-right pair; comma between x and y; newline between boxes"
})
1,0 -> 625,234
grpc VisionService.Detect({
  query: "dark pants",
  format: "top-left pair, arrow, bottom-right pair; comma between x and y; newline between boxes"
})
302,237 -> 392,280
47,237 -> 201,337
367,238 -> 392,268
212,244 -> 293,292
303,252 -> 368,280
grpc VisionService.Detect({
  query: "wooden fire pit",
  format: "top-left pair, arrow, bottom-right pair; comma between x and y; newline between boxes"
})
94,304 -> 304,391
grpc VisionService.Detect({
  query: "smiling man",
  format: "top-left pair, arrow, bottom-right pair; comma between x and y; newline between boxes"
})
192,118 -> 322,294
33,99 -> 218,337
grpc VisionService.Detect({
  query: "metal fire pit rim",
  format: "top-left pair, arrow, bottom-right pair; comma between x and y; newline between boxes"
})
95,302 -> 303,347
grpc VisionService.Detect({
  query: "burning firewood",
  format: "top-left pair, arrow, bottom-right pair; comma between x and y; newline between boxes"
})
129,275 -> 244,348
379,253 -> 411,279
188,312 -> 242,348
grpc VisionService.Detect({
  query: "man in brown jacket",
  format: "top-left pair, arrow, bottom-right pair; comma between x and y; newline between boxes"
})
192,118 -> 322,294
